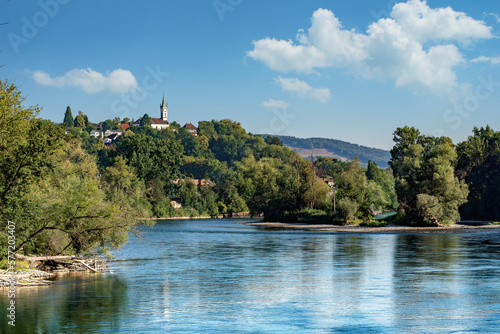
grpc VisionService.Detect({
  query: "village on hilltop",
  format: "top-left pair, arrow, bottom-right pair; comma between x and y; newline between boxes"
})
65,94 -> 198,145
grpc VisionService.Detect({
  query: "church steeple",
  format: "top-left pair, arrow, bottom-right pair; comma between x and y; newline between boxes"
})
160,93 -> 168,121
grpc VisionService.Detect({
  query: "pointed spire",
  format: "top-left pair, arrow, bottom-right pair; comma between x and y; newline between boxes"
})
162,92 -> 166,107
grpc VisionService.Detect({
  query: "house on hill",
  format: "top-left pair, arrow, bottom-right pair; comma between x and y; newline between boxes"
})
104,133 -> 120,145
183,122 -> 198,136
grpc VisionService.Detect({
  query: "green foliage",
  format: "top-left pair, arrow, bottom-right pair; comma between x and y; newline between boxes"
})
140,114 -> 152,127
360,220 -> 389,227
366,160 -> 398,209
456,126 -> 500,220
334,159 -> 386,218
390,126 -> 469,226
102,119 -> 120,132
115,133 -> 183,185
337,198 -> 359,224
74,110 -> 87,128
264,135 -> 283,146
63,106 -> 74,127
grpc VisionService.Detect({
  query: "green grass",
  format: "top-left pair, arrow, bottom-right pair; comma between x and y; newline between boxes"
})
489,222 -> 500,225
360,220 -> 389,227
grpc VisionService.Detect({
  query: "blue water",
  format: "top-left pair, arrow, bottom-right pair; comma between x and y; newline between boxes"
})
2,219 -> 500,333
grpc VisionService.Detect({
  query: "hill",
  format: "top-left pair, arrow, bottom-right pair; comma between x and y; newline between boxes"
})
274,135 -> 391,168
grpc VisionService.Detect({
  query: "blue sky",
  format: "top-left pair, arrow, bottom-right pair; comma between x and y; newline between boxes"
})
2,0 -> 500,149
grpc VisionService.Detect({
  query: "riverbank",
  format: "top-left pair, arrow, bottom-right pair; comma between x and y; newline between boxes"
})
0,256 -> 107,288
141,212 -> 263,220
245,221 -> 500,233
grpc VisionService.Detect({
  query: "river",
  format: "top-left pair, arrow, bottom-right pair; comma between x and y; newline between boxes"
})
2,218 -> 500,333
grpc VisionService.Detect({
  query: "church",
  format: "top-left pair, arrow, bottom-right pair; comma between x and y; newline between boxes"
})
132,94 -> 170,130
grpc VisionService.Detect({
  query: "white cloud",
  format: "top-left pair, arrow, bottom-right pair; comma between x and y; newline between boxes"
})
471,56 -> 500,64
33,68 -> 138,93
247,0 -> 493,94
262,98 -> 290,109
274,77 -> 331,102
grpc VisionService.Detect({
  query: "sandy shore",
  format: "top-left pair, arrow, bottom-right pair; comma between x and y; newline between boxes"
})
245,222 -> 500,233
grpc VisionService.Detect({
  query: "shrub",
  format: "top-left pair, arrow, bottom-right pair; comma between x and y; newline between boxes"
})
337,198 -> 359,224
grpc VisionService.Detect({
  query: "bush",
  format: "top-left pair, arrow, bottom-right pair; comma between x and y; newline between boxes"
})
360,220 -> 389,227
337,198 -> 359,224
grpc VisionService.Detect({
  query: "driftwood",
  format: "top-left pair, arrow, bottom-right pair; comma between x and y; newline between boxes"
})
74,259 -> 97,272
15,254 -> 81,261
13,254 -> 106,273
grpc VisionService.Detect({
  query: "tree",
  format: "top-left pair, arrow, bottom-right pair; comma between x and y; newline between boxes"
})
63,106 -> 74,127
74,110 -> 86,128
102,119 -> 119,133
0,80 -> 63,213
456,126 -> 500,220
390,126 -> 468,225
115,133 -> 183,186
11,140 -> 146,256
334,159 -> 386,218
366,160 -> 398,209
140,114 -> 152,127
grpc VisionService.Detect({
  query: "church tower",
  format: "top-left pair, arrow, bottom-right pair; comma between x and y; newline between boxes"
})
160,93 -> 168,121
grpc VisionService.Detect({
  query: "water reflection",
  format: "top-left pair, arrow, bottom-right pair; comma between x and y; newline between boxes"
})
1,220 -> 500,333
0,272 -> 128,334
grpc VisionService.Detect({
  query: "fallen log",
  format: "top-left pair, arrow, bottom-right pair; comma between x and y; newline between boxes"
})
15,254 -> 81,261
74,259 -> 97,272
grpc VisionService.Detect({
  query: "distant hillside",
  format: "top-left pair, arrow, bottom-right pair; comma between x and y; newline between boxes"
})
275,135 -> 391,168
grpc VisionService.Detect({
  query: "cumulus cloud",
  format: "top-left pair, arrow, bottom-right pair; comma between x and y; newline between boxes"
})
471,56 -> 500,64
274,77 -> 331,102
262,98 -> 290,109
247,0 -> 493,94
33,68 -> 138,93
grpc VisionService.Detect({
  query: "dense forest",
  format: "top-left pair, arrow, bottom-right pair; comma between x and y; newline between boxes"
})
1,80 -> 499,258
275,135 -> 392,167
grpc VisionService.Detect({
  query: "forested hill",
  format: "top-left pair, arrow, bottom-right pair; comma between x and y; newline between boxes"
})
275,135 -> 391,168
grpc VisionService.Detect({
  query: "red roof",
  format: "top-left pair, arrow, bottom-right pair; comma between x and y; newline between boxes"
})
183,122 -> 197,130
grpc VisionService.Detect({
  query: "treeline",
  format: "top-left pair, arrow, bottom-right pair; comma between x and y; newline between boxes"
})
390,126 -> 500,225
1,81 -> 400,258
276,135 -> 392,167
2,80 -> 499,259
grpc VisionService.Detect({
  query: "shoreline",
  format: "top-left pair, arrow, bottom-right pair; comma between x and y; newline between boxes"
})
140,212 -> 263,220
245,222 -> 500,233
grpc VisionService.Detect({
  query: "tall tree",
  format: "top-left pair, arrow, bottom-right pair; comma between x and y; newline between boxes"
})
74,110 -> 86,128
63,106 -> 74,127
390,126 -> 468,225
456,126 -> 500,220
140,114 -> 152,127
0,80 -> 63,211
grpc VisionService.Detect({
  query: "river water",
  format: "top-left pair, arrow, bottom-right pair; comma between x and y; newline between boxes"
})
2,219 -> 500,333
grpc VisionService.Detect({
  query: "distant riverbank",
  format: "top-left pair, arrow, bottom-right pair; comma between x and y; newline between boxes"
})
141,212 -> 263,220
245,222 -> 500,233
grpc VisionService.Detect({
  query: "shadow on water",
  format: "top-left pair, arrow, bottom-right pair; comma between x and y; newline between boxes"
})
0,272 -> 128,334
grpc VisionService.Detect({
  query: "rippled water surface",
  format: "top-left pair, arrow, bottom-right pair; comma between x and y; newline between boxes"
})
2,219 -> 500,333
